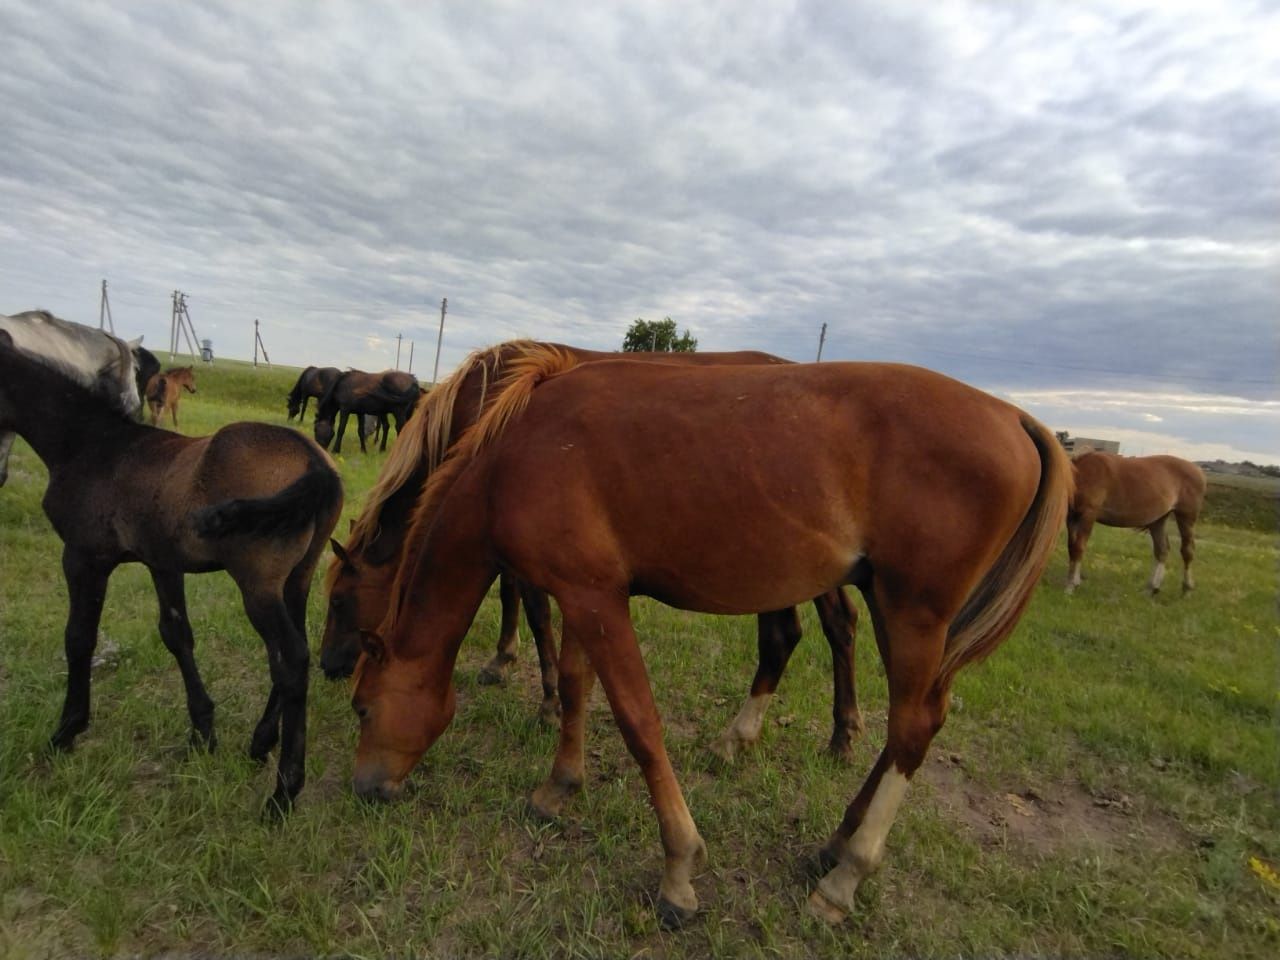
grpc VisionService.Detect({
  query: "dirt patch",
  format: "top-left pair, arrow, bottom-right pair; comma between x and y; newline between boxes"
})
917,753 -> 1186,856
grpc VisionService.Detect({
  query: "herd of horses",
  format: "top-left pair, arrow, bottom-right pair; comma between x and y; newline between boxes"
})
0,309 -> 1207,927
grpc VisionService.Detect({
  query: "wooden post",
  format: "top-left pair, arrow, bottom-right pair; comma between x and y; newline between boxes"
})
432,297 -> 447,385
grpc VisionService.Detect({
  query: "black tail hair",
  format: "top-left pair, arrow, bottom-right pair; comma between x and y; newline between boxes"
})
194,464 -> 342,539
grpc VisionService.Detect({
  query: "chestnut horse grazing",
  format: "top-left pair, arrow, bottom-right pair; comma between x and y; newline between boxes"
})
321,341 -> 864,757
145,366 -> 197,428
1066,451 -> 1206,595
0,332 -> 342,815
350,347 -> 1071,926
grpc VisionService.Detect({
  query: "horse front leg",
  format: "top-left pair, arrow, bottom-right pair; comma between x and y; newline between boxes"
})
378,413 -> 391,452
1145,514 -> 1171,594
562,596 -> 707,929
50,548 -> 114,751
333,411 -> 351,454
149,568 -> 217,749
478,573 -> 522,685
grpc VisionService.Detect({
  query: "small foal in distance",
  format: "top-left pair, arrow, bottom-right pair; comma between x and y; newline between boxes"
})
145,366 -> 198,428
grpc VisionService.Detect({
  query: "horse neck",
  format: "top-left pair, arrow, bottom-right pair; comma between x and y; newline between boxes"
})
3,365 -> 140,470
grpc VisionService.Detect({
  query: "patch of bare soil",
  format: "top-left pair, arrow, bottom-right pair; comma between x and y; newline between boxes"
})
917,753 -> 1185,856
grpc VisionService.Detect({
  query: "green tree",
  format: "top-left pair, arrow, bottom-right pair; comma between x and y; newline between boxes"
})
621,317 -> 698,353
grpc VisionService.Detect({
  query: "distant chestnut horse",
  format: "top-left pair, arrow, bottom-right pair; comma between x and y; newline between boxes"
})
0,331 -> 342,815
145,366 -> 197,428
1066,450 -> 1206,595
321,341 -> 865,759
349,346 -> 1070,927
286,365 -> 341,421
314,369 -> 420,454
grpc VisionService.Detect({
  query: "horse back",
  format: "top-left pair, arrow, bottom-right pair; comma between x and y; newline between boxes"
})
1073,452 -> 1204,526
477,361 -> 1042,616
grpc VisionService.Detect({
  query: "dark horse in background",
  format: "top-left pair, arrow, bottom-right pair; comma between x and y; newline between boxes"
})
0,309 -> 141,487
314,369 -> 421,454
1066,450 -> 1206,595
322,341 -> 865,760
0,330 -> 343,814
286,365 -> 342,422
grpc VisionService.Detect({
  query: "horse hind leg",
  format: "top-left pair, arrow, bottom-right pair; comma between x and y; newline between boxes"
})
522,582 -> 561,724
1175,511 -> 1198,594
809,598 -> 948,924
1065,512 -> 1094,593
1145,514 -> 1171,595
234,572 -> 311,817
815,588 -> 864,760
709,607 -> 802,763
478,572 -> 522,685
530,625 -> 594,818
149,568 -> 216,749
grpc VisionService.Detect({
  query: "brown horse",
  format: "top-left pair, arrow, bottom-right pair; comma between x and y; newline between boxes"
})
1066,450 -> 1206,595
349,347 -> 1071,926
321,341 -> 865,758
286,365 -> 342,421
0,331 -> 342,814
314,369 -> 421,454
145,366 -> 197,428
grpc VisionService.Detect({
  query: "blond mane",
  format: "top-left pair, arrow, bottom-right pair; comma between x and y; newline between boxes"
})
379,342 -> 581,641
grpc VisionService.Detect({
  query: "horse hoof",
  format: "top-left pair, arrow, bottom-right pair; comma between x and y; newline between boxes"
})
476,664 -> 507,686
707,735 -> 742,766
806,887 -> 848,925
656,896 -> 697,930
538,700 -> 562,726
262,793 -> 293,823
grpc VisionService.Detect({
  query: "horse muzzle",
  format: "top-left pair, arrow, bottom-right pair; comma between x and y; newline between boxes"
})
353,768 -> 405,804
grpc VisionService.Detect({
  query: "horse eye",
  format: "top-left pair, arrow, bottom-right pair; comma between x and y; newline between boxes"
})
353,701 -> 369,720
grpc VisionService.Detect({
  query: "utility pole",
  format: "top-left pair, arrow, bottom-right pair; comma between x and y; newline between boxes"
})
816,322 -> 827,361
395,333 -> 403,369
432,297 -> 447,385
98,279 -> 114,333
253,318 -> 270,367
169,291 -> 200,359
407,340 -> 415,373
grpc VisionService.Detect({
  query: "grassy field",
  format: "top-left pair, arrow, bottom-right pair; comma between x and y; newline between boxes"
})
1,358 -> 1276,958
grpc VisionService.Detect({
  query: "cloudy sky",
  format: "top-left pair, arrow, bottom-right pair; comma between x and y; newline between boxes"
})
1,1 -> 1276,462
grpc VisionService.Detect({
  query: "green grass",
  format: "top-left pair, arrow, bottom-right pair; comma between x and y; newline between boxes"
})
1,359 -> 1277,958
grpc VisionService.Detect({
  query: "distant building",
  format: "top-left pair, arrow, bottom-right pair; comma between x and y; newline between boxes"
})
1055,431 -> 1120,456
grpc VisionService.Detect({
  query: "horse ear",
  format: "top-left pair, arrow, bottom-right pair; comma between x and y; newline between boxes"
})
127,336 -> 142,348
0,329 -> 12,349
330,538 -> 354,569
359,630 -> 387,665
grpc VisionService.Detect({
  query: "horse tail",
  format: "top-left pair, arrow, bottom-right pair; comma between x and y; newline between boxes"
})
194,459 -> 343,540
937,414 -> 1072,688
